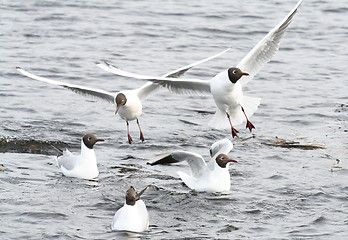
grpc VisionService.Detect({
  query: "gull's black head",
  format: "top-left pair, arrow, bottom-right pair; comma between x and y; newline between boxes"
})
125,186 -> 149,206
215,153 -> 238,168
125,186 -> 140,206
115,93 -> 127,114
227,67 -> 249,84
82,133 -> 104,149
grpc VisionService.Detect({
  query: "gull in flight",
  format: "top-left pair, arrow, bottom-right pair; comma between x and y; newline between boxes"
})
99,0 -> 303,138
16,48 -> 230,144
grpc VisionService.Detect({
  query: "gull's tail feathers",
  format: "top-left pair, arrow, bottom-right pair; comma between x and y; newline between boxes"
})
208,96 -> 261,129
177,171 -> 196,190
208,109 -> 231,130
240,96 -> 261,120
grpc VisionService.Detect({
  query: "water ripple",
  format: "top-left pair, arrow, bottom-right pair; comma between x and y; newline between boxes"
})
1,0 -> 347,239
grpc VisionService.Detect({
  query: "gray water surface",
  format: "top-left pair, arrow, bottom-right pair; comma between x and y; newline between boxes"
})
1,0 -> 347,239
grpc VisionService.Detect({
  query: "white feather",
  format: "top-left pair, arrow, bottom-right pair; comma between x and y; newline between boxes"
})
112,200 -> 149,233
237,0 -> 303,86
56,138 -> 99,180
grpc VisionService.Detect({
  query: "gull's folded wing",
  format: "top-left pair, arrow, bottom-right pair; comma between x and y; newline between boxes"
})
148,151 -> 208,178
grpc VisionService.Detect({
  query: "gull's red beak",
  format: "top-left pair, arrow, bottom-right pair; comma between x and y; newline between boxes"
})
228,159 -> 238,163
242,72 -> 249,76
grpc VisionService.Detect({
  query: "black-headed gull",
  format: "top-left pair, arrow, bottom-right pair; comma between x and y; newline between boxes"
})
55,133 -> 104,179
148,139 -> 237,193
16,48 -> 230,144
100,0 -> 302,138
112,186 -> 149,233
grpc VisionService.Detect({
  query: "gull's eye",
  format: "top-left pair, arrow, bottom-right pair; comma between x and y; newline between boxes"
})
88,137 -> 92,141
232,69 -> 237,74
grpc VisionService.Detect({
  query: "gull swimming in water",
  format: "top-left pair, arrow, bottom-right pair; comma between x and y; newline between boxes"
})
112,186 -> 149,233
16,48 -> 230,144
148,139 -> 237,193
99,0 -> 303,138
55,133 -> 104,180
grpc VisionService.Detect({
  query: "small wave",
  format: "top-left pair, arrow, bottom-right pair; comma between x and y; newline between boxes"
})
147,174 -> 178,181
240,14 -> 264,20
178,119 -> 199,126
267,174 -> 287,180
34,15 -> 75,22
244,209 -> 261,214
312,216 -> 326,224
23,34 -> 41,38
20,211 -> 68,220
217,224 -> 239,233
323,8 -> 348,14
194,27 -> 233,35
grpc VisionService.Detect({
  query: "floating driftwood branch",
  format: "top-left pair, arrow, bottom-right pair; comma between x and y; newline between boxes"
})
262,137 -> 325,150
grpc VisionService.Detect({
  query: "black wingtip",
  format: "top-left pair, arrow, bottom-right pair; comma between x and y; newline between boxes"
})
50,144 -> 64,156
147,153 -> 178,166
16,66 -> 21,70
96,60 -> 118,69
103,61 -> 111,67
95,61 -> 100,65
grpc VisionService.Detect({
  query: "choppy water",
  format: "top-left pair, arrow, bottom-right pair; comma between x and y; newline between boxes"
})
1,0 -> 347,239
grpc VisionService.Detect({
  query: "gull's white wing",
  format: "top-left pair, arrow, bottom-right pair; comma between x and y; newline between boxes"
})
96,61 -> 149,81
96,48 -> 230,98
96,62 -> 211,95
237,0 -> 303,86
135,48 -> 231,99
57,154 -> 76,171
163,48 -> 231,78
209,139 -> 234,157
208,139 -> 234,171
135,82 -> 161,101
16,67 -> 115,104
96,48 -> 230,79
148,77 -> 211,95
148,151 -> 208,178
96,61 -> 162,100
97,62 -> 210,95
